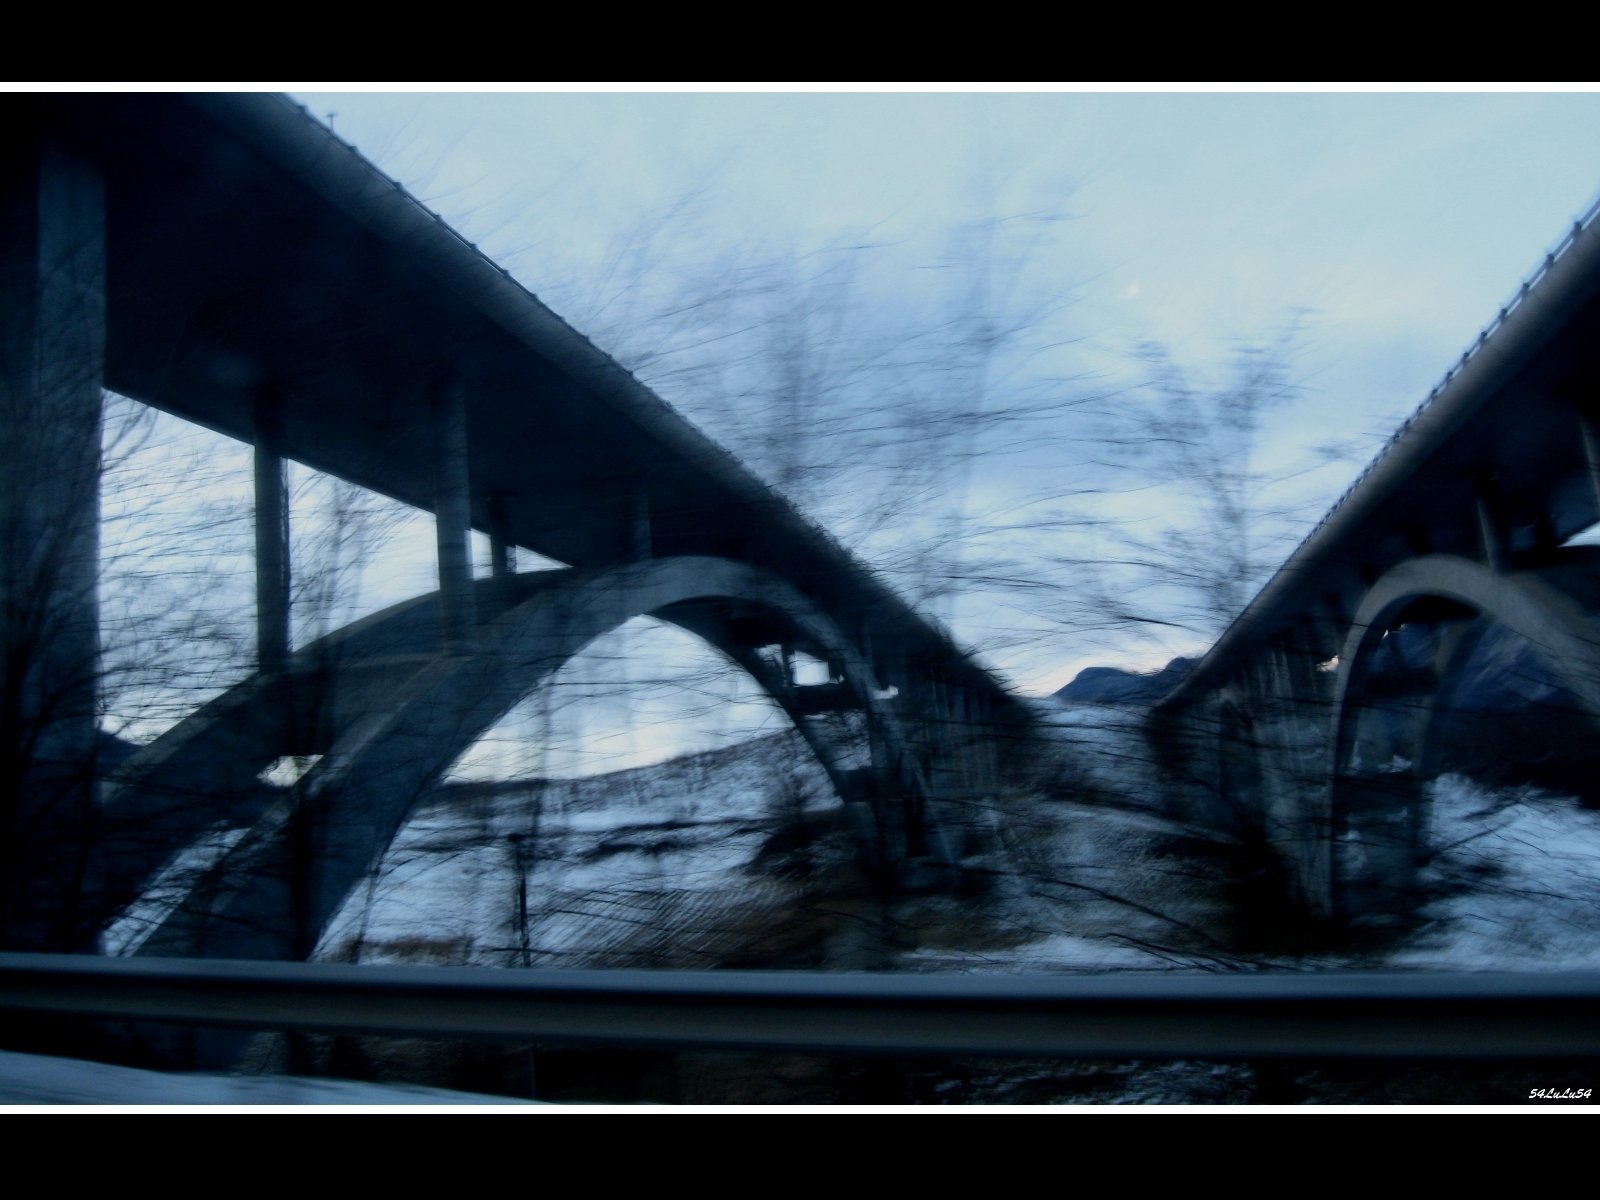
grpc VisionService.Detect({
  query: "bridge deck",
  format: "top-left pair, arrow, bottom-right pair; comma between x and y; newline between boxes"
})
27,93 -> 1008,708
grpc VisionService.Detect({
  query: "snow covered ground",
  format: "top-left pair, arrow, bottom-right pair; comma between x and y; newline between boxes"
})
1027,699 -> 1600,975
311,710 -> 1260,979
0,1051 -> 534,1106
1393,774 -> 1600,972
19,702 -> 1600,1105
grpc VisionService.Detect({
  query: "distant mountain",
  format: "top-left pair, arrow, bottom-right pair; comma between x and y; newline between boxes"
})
1054,628 -> 1571,712
1054,657 -> 1195,707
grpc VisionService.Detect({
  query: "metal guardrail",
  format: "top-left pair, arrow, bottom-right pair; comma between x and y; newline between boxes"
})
2,954 -> 1598,1061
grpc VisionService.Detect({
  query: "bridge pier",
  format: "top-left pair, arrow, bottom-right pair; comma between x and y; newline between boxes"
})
631,479 -> 652,562
253,389 -> 291,676
1326,622 -> 1439,922
487,494 -> 516,581
1253,629 -> 1334,911
1148,626 -> 1341,920
432,380 -> 476,654
1474,475 -> 1509,571
1577,410 -> 1600,514
0,125 -> 105,950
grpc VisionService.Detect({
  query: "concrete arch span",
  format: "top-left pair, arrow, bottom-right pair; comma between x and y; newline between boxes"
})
1333,552 -> 1600,772
109,557 -> 941,961
1316,552 -> 1600,918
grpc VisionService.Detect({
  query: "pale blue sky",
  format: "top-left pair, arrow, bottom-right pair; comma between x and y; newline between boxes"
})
102,88 -> 1600,775
294,88 -> 1600,413
288,89 -> 1600,668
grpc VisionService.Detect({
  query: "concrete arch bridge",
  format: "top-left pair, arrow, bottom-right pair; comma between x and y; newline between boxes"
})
0,94 -> 1028,956
1154,193 -> 1600,923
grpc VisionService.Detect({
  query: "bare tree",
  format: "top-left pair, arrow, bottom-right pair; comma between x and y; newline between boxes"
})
1033,320 -> 1363,667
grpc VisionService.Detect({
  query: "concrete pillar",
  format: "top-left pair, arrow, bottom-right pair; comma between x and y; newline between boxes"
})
978,694 -> 998,790
1416,619 -> 1484,780
253,391 -> 290,675
863,628 -> 896,777
1529,513 -> 1556,554
953,686 -> 973,792
487,494 -> 516,581
929,674 -> 950,790
1475,475 -> 1507,572
0,128 -> 105,949
1285,619 -> 1322,703
1579,410 -> 1600,516
631,479 -> 652,562
1323,592 -> 1351,631
962,687 -> 990,793
432,380 -> 475,653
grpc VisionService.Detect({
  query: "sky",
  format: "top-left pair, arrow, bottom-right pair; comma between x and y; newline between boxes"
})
286,88 -> 1600,412
98,86 -> 1600,774
291,89 -> 1600,618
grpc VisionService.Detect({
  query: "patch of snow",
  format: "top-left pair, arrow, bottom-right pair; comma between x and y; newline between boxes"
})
905,933 -> 1177,972
0,1050 -> 534,1106
259,755 -> 322,787
1392,775 -> 1600,971
318,730 -> 832,969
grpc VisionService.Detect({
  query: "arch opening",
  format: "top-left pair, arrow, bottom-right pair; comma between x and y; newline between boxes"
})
310,595 -> 882,972
110,557 -> 931,963
442,615 -> 788,784
1326,553 -> 1600,920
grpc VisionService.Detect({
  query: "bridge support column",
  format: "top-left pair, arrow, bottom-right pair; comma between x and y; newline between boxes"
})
432,380 -> 475,654
632,479 -> 652,561
1474,475 -> 1507,572
1579,410 -> 1600,515
973,693 -> 998,791
952,686 -> 974,792
487,494 -> 516,581
0,128 -> 105,949
253,390 -> 290,675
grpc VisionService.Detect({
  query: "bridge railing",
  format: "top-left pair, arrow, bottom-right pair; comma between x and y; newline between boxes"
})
3,953 -> 1598,1062
1301,189 -> 1600,558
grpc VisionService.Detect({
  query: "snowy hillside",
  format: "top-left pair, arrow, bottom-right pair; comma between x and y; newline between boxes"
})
308,714 -> 1244,978
72,703 -> 1600,1105
319,731 -> 867,971
293,701 -> 1600,979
